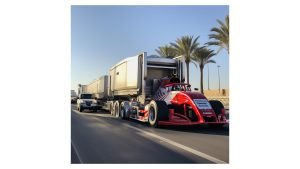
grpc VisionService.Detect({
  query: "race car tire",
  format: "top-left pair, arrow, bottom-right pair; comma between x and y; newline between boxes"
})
148,100 -> 169,127
209,100 -> 224,116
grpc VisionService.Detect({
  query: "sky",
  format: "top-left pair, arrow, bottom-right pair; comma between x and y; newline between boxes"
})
71,5 -> 229,93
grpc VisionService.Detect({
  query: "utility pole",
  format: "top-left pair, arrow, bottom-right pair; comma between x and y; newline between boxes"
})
217,65 -> 221,93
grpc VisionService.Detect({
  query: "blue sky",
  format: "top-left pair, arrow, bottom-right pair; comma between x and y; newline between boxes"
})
71,5 -> 229,93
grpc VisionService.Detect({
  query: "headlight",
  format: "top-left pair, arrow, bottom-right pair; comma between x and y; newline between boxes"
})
92,100 -> 97,104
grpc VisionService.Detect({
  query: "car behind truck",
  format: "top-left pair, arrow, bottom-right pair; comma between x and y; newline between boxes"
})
77,93 -> 99,112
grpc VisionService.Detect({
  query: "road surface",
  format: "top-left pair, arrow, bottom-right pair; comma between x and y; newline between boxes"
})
71,105 -> 229,164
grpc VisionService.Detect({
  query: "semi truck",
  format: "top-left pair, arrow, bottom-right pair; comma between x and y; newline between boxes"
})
80,52 -> 228,127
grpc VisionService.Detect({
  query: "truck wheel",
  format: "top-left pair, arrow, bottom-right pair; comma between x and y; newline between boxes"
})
93,108 -> 97,113
148,100 -> 169,127
209,100 -> 224,116
120,102 -> 129,120
109,102 -> 114,116
114,101 -> 120,118
120,106 -> 125,119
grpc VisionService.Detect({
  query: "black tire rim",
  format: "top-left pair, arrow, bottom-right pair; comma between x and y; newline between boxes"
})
149,107 -> 155,121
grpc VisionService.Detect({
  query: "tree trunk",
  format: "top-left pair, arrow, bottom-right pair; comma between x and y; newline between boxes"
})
200,66 -> 204,94
186,62 -> 190,84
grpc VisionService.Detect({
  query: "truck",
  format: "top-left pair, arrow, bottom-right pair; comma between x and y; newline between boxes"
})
76,93 -> 99,112
85,76 -> 109,108
81,52 -> 228,127
77,84 -> 88,96
77,84 -> 100,112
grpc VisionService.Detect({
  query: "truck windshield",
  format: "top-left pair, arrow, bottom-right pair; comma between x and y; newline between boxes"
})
169,84 -> 191,92
81,94 -> 92,99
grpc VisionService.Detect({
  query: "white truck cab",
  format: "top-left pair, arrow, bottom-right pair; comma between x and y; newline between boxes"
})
77,93 -> 99,112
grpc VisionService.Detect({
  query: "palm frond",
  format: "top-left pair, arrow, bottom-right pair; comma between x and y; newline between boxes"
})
206,15 -> 229,54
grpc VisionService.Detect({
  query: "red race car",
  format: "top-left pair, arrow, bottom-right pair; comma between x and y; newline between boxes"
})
119,78 -> 228,128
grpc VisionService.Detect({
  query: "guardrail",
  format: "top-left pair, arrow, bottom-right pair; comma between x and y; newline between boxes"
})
206,96 -> 229,110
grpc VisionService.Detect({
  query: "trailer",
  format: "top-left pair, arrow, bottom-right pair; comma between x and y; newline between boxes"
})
78,84 -> 88,96
103,52 -> 228,127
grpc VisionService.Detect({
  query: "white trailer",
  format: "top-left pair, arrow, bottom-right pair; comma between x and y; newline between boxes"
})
86,75 -> 109,100
78,84 -> 88,96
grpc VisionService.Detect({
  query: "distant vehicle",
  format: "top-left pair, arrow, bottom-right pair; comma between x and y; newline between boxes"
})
77,93 -> 99,112
71,90 -> 77,104
79,75 -> 108,108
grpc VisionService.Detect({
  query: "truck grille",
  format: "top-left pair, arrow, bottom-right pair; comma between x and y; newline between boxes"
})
85,101 -> 91,106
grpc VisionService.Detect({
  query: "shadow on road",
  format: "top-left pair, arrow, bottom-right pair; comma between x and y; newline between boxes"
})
72,106 -> 229,136
115,117 -> 229,136
158,124 -> 229,136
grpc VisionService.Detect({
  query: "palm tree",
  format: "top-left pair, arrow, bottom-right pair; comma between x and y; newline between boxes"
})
170,35 -> 200,84
206,15 -> 229,54
155,45 -> 177,58
193,47 -> 216,94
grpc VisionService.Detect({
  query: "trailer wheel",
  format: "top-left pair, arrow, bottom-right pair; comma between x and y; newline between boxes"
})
109,102 -> 114,116
209,100 -> 224,116
148,100 -> 169,127
114,101 -> 120,118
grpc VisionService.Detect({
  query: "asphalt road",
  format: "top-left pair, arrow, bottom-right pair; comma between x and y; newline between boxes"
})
71,104 -> 229,164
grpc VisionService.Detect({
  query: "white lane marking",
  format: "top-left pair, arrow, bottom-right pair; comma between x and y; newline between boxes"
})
71,141 -> 83,163
125,124 -> 227,164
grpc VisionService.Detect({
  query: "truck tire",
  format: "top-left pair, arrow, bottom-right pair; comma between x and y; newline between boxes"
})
120,106 -> 126,119
209,100 -> 224,116
114,101 -> 120,118
120,102 -> 129,120
109,102 -> 114,116
148,100 -> 169,127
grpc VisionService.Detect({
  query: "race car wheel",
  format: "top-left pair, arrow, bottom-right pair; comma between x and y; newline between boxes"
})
148,100 -> 169,127
209,100 -> 224,116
